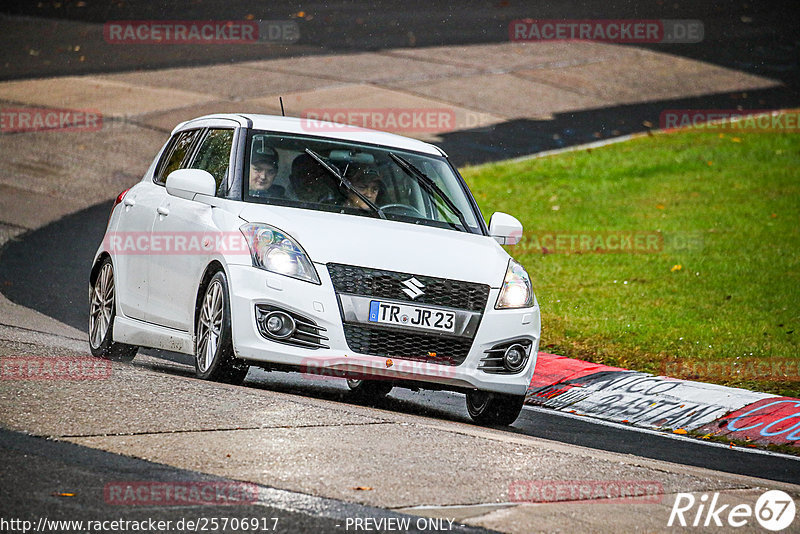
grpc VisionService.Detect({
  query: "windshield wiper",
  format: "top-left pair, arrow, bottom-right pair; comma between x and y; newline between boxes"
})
304,148 -> 386,220
388,152 -> 470,232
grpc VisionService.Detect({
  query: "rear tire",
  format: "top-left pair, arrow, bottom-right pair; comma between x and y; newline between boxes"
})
88,257 -> 138,362
466,390 -> 525,426
194,270 -> 248,385
346,379 -> 393,399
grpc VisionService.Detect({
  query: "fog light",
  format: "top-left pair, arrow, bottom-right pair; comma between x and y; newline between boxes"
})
263,311 -> 296,339
503,344 -> 527,372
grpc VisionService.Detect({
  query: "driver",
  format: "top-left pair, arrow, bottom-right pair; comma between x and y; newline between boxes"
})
343,167 -> 382,211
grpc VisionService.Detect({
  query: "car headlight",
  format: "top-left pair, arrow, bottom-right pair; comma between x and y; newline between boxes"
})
239,223 -> 320,284
495,259 -> 533,309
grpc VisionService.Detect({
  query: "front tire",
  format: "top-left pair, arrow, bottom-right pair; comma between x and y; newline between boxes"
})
89,258 -> 138,362
195,270 -> 248,385
466,390 -> 525,426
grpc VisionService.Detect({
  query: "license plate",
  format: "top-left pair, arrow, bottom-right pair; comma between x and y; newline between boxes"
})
368,301 -> 455,333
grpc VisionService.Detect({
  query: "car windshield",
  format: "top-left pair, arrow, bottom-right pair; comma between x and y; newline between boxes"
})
243,131 -> 483,234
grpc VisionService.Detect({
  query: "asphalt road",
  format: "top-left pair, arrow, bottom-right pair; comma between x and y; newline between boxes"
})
1,2 -> 799,528
2,0 -> 798,86
1,0 -> 798,164
0,200 -> 799,487
244,369 -> 800,486
0,428 -> 491,533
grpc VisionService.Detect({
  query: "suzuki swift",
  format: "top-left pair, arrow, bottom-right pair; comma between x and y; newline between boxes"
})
89,113 -> 540,425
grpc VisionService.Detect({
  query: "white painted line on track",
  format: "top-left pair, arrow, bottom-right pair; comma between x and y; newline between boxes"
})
523,405 -> 800,462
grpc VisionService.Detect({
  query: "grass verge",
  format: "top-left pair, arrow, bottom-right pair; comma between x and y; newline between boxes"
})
462,117 -> 800,397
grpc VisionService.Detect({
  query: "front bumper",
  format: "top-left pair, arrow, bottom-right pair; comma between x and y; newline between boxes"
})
227,263 -> 540,396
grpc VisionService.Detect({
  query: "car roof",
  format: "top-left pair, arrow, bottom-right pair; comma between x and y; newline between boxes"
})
173,113 -> 446,156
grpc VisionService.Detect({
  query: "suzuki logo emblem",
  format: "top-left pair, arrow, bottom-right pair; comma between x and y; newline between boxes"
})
401,277 -> 425,299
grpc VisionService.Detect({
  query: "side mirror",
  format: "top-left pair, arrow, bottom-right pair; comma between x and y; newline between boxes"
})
165,169 -> 216,200
488,212 -> 523,245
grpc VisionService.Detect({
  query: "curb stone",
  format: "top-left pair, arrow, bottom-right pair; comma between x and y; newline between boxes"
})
527,352 -> 799,448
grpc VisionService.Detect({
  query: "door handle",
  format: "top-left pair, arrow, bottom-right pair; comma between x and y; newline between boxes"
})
157,206 -> 170,216
123,197 -> 135,207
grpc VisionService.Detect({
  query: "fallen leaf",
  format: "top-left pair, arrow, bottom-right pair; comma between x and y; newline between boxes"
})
673,428 -> 688,435
670,264 -> 682,272
244,14 -> 255,20
352,486 -> 373,491
701,433 -> 712,440
731,137 -> 742,143
707,161 -> 713,166
656,204 -> 665,210
385,358 -> 393,368
52,492 -> 75,497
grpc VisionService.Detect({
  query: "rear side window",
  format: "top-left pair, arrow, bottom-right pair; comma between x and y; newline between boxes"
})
188,129 -> 234,196
154,129 -> 202,185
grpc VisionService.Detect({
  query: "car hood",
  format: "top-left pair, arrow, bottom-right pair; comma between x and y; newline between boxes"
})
237,204 -> 510,287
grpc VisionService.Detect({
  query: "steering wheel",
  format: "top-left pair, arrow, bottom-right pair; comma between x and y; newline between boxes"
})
380,203 -> 425,218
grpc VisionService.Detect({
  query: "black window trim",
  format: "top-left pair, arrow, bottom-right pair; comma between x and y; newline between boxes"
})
152,128 -> 205,187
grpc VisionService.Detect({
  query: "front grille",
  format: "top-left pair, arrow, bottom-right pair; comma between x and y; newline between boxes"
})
327,263 -> 489,312
328,263 -> 488,364
342,324 -> 471,365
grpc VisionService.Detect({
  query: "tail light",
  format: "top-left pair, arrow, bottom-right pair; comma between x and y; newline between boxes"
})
107,188 -> 131,228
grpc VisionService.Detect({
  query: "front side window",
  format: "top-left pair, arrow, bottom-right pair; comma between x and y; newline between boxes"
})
154,129 -> 202,185
189,129 -> 234,196
244,132 -> 482,234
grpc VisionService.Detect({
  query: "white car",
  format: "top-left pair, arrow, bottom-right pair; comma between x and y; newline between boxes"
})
89,114 -> 540,425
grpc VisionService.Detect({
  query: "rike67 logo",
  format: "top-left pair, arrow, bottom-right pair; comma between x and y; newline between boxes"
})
668,490 -> 796,531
